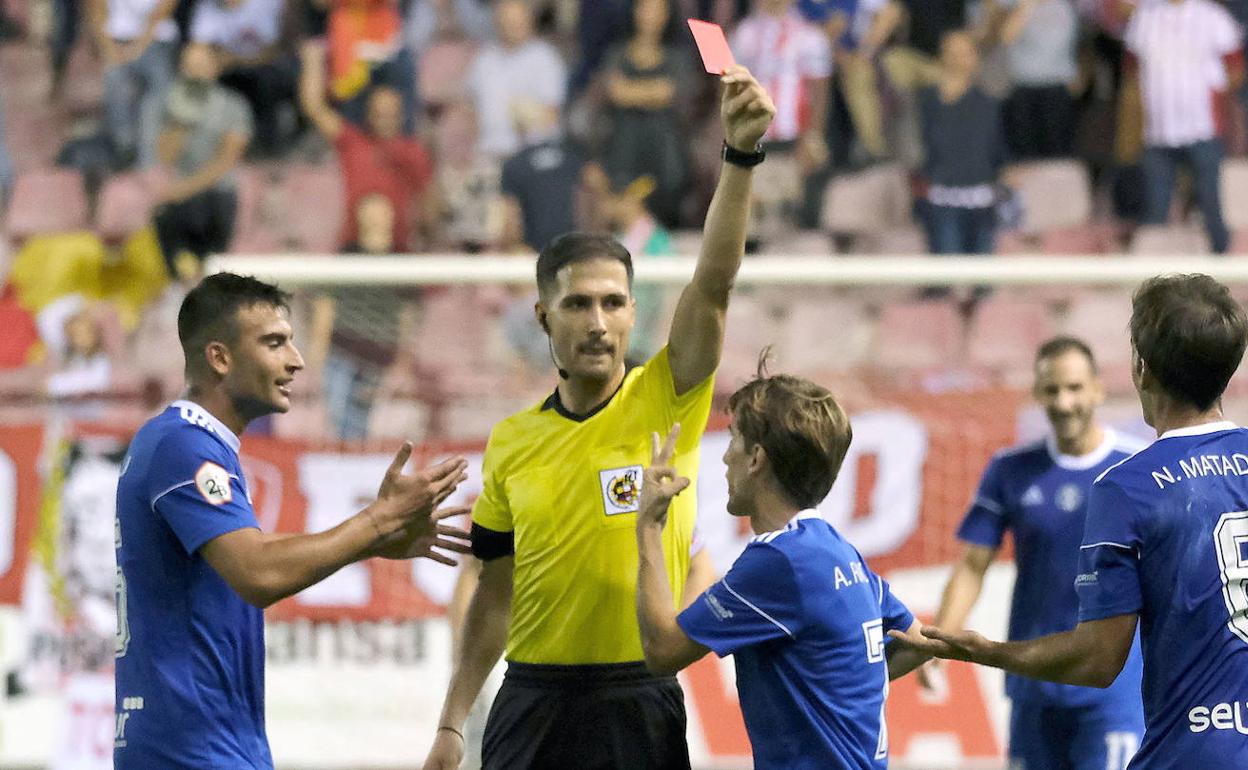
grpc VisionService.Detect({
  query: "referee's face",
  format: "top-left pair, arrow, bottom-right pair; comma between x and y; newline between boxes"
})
225,303 -> 304,418
540,257 -> 636,383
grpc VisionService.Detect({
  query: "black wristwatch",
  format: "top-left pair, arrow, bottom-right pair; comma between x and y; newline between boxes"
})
722,141 -> 766,168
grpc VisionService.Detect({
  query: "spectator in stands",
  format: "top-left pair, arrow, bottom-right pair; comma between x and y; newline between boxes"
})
597,170 -> 671,362
44,298 -> 113,399
152,42 -> 253,279
405,0 -> 493,53
876,0 -> 981,166
570,0 -> 628,95
598,0 -> 691,227
501,102 -> 584,253
799,0 -> 896,162
997,0 -> 1082,159
467,0 -> 567,159
92,0 -> 179,168
300,39 -> 435,252
918,30 -> 1006,255
190,0 -> 300,158
309,193 -> 420,439
328,0 -> 418,135
1125,0 -> 1243,254
731,0 -> 832,234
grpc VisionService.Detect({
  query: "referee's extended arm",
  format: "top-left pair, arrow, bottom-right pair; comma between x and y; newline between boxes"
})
666,66 -> 775,396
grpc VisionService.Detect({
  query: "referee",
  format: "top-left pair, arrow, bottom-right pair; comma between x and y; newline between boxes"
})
422,66 -> 776,770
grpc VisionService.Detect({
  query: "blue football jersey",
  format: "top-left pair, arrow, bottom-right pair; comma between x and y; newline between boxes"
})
677,511 -> 915,770
1077,421 -> 1248,770
959,430 -> 1146,708
114,401 -> 271,769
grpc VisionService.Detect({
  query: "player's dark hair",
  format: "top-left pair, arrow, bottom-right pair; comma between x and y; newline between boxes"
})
536,232 -> 634,299
1131,274 -> 1248,411
178,272 -> 291,374
1036,336 -> 1097,373
727,349 -> 852,510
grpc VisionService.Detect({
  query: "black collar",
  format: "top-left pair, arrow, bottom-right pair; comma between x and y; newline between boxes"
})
541,362 -> 638,423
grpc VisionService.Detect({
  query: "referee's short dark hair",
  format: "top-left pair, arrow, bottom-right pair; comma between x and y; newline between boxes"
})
728,351 -> 853,510
536,233 -> 634,299
178,272 -> 291,373
1131,274 -> 1248,411
1036,336 -> 1097,373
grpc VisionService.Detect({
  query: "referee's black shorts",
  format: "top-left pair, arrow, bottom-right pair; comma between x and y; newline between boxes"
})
481,661 -> 692,770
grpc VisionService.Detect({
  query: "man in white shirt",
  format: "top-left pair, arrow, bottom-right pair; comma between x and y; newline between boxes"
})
93,0 -> 179,168
466,0 -> 567,159
191,0 -> 297,158
1126,0 -> 1244,253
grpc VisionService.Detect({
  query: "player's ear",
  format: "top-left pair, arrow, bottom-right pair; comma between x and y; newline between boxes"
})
534,303 -> 550,335
204,340 -> 231,377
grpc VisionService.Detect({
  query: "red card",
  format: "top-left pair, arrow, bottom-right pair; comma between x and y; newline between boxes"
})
687,19 -> 735,74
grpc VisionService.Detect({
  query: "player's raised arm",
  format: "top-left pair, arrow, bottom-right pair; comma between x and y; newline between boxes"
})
667,66 -> 775,395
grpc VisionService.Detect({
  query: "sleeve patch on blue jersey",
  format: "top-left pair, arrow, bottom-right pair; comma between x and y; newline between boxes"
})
194,462 -> 234,506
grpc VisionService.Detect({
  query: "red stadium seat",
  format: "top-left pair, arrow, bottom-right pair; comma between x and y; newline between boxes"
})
1060,290 -> 1135,369
282,164 -> 344,253
1220,159 -> 1248,231
779,293 -> 872,375
871,299 -> 964,370
966,296 -> 1057,376
1129,225 -> 1211,255
768,229 -> 833,256
855,225 -> 926,255
1006,160 -> 1092,235
418,41 -> 479,108
821,163 -> 912,235
5,169 -> 88,239
96,170 -> 166,239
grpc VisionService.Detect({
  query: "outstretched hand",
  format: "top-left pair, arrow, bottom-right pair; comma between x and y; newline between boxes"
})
638,424 -> 691,529
720,65 -> 777,153
888,624 -> 996,665
371,504 -> 473,563
369,443 -> 469,545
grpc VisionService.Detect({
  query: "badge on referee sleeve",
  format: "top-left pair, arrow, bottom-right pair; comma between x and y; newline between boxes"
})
599,465 -> 643,515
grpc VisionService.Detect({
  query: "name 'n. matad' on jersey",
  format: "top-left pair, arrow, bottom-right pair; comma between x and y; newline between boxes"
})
113,401 -> 270,769
1077,422 -> 1248,770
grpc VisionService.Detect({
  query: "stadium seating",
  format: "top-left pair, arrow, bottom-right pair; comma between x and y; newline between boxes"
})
1221,158 -> 1248,231
777,292 -> 873,376
820,163 -> 911,239
965,295 -> 1057,378
1006,159 -> 1093,236
282,164 -> 344,253
870,299 -> 964,371
418,41 -> 479,108
1129,224 -> 1211,255
96,170 -> 164,238
5,168 -> 89,239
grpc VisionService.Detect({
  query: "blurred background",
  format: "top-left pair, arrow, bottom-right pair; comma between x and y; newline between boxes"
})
0,0 -> 1246,766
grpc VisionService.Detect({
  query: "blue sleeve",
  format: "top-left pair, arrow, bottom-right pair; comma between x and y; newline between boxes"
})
957,457 -> 1010,548
147,428 -> 259,556
677,543 -> 804,657
1076,478 -> 1143,622
877,573 -> 915,634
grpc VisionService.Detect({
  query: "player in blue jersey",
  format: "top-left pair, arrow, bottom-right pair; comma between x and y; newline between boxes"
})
633,366 -> 929,770
892,273 -> 1248,770
113,272 -> 472,769
922,336 -> 1146,770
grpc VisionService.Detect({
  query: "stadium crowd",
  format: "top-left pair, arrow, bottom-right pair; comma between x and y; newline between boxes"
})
0,0 -> 1246,440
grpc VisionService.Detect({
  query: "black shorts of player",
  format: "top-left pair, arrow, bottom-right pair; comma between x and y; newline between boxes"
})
481,661 -> 691,770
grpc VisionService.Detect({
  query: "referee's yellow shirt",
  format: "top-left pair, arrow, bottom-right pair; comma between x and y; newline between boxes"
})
473,346 -> 715,665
